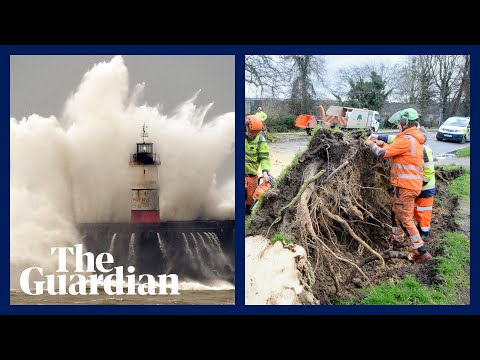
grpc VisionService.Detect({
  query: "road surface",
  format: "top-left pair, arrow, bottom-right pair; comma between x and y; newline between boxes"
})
267,131 -> 470,178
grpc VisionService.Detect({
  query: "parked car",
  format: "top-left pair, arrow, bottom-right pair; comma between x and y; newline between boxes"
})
436,116 -> 470,143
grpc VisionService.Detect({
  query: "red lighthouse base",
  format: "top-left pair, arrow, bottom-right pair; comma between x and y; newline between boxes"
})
131,210 -> 161,223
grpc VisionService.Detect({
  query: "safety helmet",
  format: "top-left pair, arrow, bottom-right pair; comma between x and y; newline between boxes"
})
257,107 -> 262,111
387,108 -> 420,125
245,115 -> 264,136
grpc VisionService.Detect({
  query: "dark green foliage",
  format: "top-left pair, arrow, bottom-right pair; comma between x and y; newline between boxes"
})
343,71 -> 392,111
264,114 -> 298,133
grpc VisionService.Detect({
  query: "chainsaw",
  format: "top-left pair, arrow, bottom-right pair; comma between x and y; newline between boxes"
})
252,175 -> 276,209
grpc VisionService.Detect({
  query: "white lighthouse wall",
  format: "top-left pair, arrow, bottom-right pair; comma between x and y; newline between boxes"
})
130,165 -> 159,189
131,189 -> 160,210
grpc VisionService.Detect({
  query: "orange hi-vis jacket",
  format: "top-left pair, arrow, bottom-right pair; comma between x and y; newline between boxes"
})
370,127 -> 425,191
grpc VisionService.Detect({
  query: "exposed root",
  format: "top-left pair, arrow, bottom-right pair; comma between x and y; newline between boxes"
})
303,208 -> 371,286
345,250 -> 411,284
319,205 -> 385,268
267,167 -> 325,237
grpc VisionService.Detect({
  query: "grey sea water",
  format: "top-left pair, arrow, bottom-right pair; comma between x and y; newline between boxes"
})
10,289 -> 234,305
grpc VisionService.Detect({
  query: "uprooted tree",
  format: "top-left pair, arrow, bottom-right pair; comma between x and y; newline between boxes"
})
247,128 -> 462,303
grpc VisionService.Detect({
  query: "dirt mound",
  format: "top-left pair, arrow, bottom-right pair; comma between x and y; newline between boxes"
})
247,128 -> 463,304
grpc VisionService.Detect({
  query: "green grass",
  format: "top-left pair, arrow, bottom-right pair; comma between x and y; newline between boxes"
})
360,276 -> 445,304
436,232 -> 470,302
456,147 -> 470,157
448,172 -> 470,200
245,216 -> 251,232
310,124 -> 323,137
435,165 -> 469,201
359,231 -> 469,305
271,232 -> 294,245
331,126 -> 343,134
436,164 -> 463,172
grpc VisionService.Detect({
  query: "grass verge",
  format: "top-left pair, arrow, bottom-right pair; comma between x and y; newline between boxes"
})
448,170 -> 470,200
358,231 -> 469,304
456,146 -> 470,157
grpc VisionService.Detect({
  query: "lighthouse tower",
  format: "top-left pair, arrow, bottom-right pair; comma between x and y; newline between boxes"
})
129,123 -> 161,223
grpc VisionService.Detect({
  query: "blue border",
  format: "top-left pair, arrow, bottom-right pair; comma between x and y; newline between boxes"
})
1,44 -> 478,315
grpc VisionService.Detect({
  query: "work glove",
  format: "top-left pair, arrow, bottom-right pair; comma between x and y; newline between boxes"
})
368,134 -> 378,141
262,171 -> 269,183
364,139 -> 374,146
375,140 -> 385,147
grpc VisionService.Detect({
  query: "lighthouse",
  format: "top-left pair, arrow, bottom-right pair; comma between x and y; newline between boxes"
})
129,123 -> 161,223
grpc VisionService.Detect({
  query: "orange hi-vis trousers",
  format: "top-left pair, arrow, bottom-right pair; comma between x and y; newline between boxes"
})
391,187 -> 424,249
414,196 -> 434,234
245,175 -> 258,206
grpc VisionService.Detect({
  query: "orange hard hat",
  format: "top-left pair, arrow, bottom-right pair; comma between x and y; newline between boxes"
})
245,115 -> 264,136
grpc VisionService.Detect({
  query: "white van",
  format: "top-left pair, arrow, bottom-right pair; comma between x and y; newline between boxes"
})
436,116 -> 470,143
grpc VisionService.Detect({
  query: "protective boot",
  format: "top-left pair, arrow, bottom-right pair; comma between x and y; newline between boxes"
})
412,248 -> 433,264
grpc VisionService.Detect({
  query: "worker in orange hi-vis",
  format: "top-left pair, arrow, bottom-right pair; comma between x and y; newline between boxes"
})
369,123 -> 436,239
372,124 -> 436,239
365,108 -> 432,264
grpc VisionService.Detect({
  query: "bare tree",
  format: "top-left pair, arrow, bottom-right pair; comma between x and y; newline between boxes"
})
432,55 -> 463,121
397,56 -> 418,103
245,55 -> 290,98
447,55 -> 470,117
396,55 -> 470,122
415,56 -> 436,118
288,55 -> 326,114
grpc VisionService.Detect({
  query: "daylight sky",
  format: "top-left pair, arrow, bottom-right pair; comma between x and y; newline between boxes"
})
245,55 -> 404,99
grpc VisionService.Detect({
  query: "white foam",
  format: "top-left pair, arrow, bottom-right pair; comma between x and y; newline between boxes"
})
10,56 -> 234,288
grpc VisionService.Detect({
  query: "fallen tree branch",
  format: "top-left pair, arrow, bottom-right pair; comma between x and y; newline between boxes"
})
320,206 -> 385,268
345,250 -> 411,284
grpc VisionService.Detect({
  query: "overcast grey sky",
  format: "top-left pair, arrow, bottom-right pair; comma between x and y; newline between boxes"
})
324,55 -> 402,85
10,55 -> 234,120
245,55 -> 403,98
